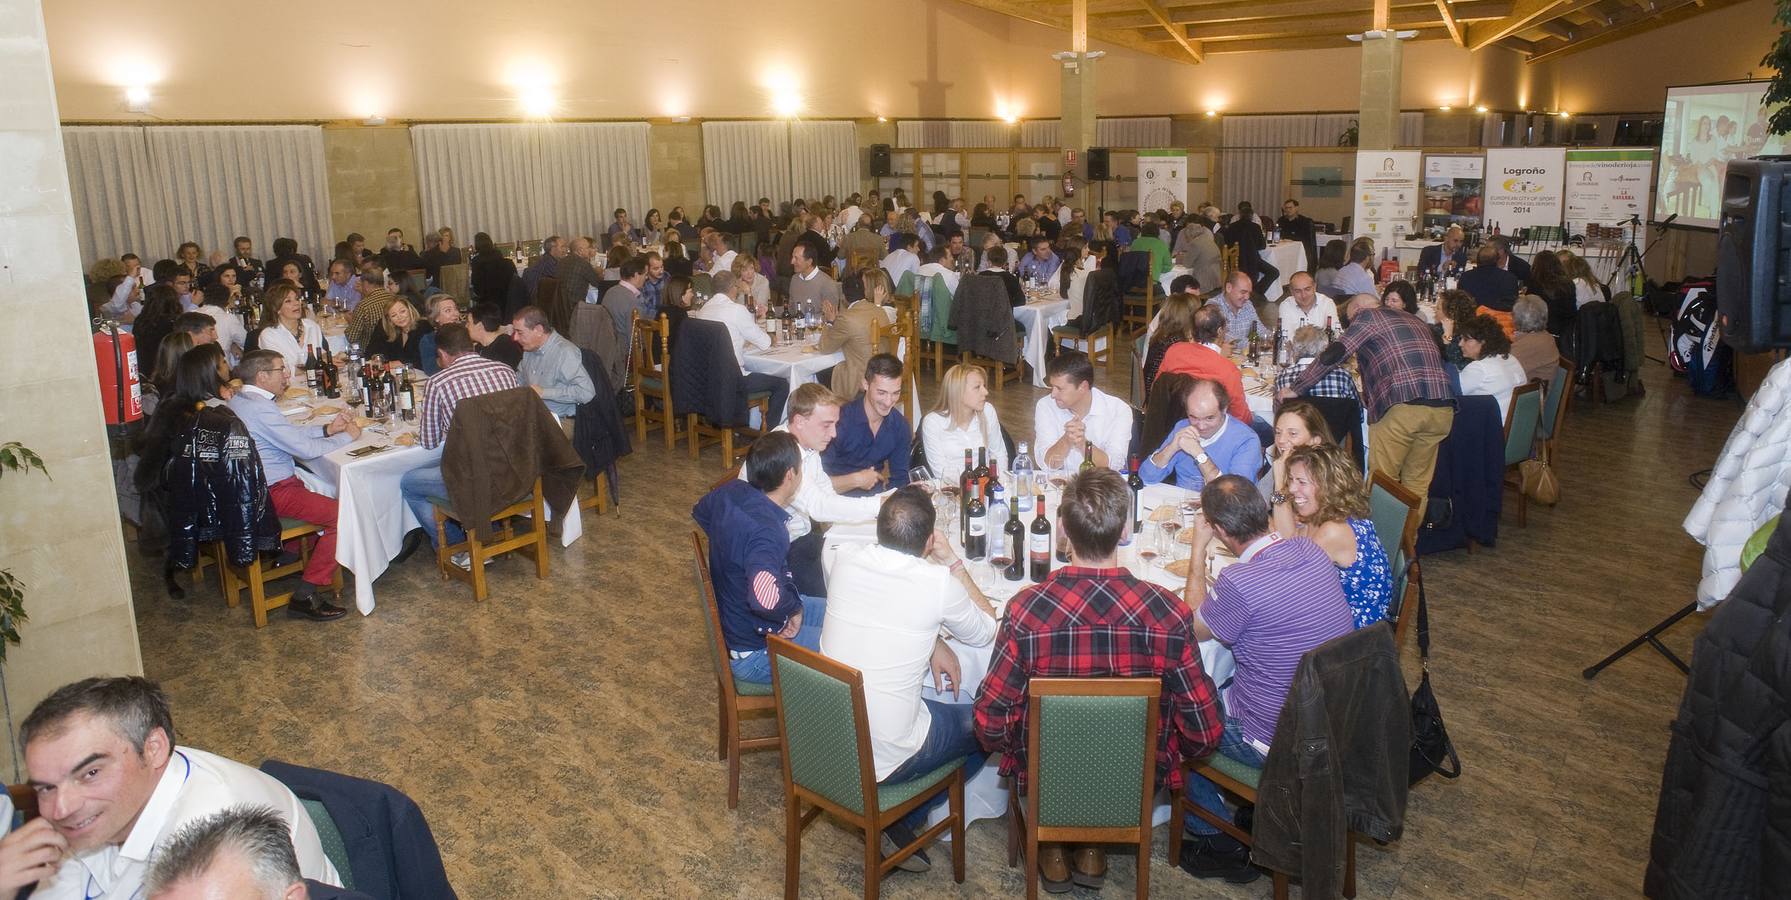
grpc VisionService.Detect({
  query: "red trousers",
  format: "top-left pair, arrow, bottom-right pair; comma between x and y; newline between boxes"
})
268,477 -> 339,586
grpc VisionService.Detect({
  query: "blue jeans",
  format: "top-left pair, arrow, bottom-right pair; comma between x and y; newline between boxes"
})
399,465 -> 466,549
727,594 -> 827,683
1182,714 -> 1268,835
880,699 -> 986,836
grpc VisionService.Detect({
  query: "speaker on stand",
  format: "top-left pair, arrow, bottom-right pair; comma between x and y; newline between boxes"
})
869,143 -> 892,178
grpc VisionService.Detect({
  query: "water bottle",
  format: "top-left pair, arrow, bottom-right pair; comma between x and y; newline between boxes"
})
1012,441 -> 1035,485
987,482 -> 1010,560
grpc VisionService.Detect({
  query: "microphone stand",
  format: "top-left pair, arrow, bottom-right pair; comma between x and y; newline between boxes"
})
1602,214 -> 1669,294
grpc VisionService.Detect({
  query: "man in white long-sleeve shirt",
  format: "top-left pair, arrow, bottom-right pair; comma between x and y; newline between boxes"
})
741,383 -> 887,596
696,271 -> 788,425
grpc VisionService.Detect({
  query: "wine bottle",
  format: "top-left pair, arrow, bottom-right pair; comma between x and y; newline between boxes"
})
1003,490 -> 1027,581
1079,440 -> 1095,473
959,449 -> 976,547
974,447 -> 990,500
965,487 -> 987,561
1128,456 -> 1146,536
399,378 -> 416,421
1029,492 -> 1051,583
303,344 -> 320,392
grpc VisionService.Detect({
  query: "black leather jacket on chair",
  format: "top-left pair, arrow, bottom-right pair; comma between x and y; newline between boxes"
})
163,403 -> 281,569
1254,621 -> 1411,899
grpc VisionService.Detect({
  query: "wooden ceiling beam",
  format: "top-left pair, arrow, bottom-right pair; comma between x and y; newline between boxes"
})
948,0 -> 1204,64
1137,0 -> 1206,61
1144,7 -> 1500,41
1437,0 -> 1466,44
1200,26 -> 1452,53
1522,0 -> 1743,62
1092,0 -> 1510,27
1464,0 -> 1566,48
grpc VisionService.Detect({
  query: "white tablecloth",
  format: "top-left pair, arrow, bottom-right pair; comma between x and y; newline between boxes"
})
824,481 -> 1235,827
743,342 -> 845,424
292,395 -> 583,615
1014,298 -> 1070,388
1159,241 -> 1308,300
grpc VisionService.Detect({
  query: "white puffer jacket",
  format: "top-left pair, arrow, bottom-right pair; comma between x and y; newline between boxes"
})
1685,355 -> 1791,608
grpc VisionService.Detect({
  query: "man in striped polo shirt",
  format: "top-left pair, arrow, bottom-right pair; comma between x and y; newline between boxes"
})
1181,475 -> 1355,882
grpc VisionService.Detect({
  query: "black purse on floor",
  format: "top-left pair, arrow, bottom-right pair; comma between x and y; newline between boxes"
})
1408,555 -> 1462,786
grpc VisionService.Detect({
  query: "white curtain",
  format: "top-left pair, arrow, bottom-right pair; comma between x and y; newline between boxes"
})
61,125 -> 331,269
896,120 -> 1014,149
702,121 -> 791,208
62,126 -> 170,269
410,122 -> 651,244
1020,117 -> 1172,149
789,121 -> 860,201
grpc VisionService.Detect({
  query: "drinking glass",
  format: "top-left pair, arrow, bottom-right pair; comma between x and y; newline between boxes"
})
908,466 -> 933,487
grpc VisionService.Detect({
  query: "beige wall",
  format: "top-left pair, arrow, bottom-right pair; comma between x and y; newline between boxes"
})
1530,0 -> 1779,113
1,0 -> 142,780
646,123 -> 705,218
323,125 -> 422,249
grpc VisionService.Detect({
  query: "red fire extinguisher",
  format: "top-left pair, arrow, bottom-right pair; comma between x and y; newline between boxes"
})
94,321 -> 142,425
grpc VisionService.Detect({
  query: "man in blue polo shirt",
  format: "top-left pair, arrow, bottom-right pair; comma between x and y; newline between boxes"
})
822,353 -> 912,497
692,431 -> 826,684
1139,378 -> 1262,490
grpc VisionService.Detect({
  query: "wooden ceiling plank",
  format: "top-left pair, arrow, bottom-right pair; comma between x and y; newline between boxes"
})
1437,0 -> 1466,44
1521,0 -> 1741,61
1464,0 -> 1566,49
1138,0 -> 1206,61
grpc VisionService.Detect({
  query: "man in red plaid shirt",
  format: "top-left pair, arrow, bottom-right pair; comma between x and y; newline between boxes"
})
973,468 -> 1223,891
396,323 -> 519,565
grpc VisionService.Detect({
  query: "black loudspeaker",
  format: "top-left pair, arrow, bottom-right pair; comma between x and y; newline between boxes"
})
869,144 -> 892,177
1087,148 -> 1111,181
1716,158 -> 1791,352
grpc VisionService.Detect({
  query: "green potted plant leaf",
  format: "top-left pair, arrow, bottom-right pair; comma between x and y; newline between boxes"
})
0,441 -> 48,662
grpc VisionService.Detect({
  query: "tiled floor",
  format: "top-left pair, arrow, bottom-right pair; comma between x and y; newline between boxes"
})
127,340 -> 1741,898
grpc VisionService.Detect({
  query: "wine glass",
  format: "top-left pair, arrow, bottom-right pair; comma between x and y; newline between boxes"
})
908,465 -> 933,487
1135,522 -> 1162,572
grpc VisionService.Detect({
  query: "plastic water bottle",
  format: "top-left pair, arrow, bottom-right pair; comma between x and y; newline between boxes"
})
1012,442 -> 1035,486
987,482 -> 1010,560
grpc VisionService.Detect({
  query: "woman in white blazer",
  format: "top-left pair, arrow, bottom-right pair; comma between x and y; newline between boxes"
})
922,363 -> 1008,479
255,283 -> 334,377
1456,314 -> 1529,423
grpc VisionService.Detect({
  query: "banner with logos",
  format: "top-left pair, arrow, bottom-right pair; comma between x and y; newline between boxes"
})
1422,155 -> 1484,229
1564,148 -> 1655,234
1351,150 -> 1422,242
1136,149 -> 1188,212
1483,148 -> 1566,232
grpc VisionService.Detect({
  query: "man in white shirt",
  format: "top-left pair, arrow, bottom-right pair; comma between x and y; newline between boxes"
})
705,231 -> 737,276
881,234 -> 922,288
821,485 -> 997,869
915,246 -> 960,296
1034,351 -> 1133,471
6,677 -> 339,899
742,383 -> 887,596
696,271 -> 787,425
145,806 -> 342,900
1276,271 -> 1338,340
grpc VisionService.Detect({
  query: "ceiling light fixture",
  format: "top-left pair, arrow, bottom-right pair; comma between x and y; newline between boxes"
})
1475,105 -> 1489,113
125,86 -> 151,113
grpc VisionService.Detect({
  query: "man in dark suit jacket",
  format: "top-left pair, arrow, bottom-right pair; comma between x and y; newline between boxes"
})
1458,244 -> 1520,311
1418,225 -> 1470,276
980,245 -> 1026,307
1491,235 -> 1531,282
1276,199 -> 1319,278
552,236 -> 602,334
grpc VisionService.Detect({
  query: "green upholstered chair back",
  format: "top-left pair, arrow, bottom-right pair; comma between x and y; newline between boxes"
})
1029,679 -> 1161,829
895,269 -> 916,297
927,273 -> 959,344
1130,331 -> 1149,407
772,643 -> 871,816
1368,473 -> 1418,623
739,231 -> 760,257
1536,361 -> 1570,442
1503,382 -> 1544,467
689,531 -> 731,691
301,797 -> 355,890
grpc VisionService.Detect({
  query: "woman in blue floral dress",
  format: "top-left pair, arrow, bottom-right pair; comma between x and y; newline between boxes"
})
1271,443 -> 1393,628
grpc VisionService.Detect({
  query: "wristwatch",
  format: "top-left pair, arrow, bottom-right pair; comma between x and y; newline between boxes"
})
1270,491 -> 1289,506
1194,452 -> 1210,466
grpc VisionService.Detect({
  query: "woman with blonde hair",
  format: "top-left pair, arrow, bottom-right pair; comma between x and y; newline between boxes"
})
255,283 -> 334,375
1013,216 -> 1039,241
1259,398 -> 1335,500
365,294 -> 432,368
1277,442 -> 1393,628
1555,249 -> 1606,308
921,363 -> 1007,477
730,251 -> 770,314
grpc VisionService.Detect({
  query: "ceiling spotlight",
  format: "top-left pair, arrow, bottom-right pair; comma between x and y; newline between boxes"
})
520,86 -> 555,118
1205,109 -> 1218,117
1439,105 -> 1452,111
876,116 -> 887,123
1475,105 -> 1489,113
1558,111 -> 1571,118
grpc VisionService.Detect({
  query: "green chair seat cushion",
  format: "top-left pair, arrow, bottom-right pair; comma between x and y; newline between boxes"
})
877,756 -> 966,811
733,675 -> 773,697
278,517 -> 313,532
1200,752 -> 1262,790
301,798 -> 354,889
747,390 -> 773,400
639,376 -> 663,392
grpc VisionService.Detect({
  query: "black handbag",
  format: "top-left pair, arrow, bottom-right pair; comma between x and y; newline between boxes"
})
1408,556 -> 1462,786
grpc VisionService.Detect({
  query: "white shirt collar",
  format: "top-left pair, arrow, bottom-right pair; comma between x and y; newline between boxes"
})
119,750 -> 192,861
1238,532 -> 1282,563
242,384 -> 275,400
1199,416 -> 1229,447
797,269 -> 819,282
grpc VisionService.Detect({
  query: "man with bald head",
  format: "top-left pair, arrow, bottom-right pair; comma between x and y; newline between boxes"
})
1139,378 -> 1262,490
1276,271 -> 1338,340
551,235 -> 601,333
1205,270 -> 1266,345
1418,225 -> 1469,277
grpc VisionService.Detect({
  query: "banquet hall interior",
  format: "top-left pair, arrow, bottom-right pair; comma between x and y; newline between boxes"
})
3,0 -> 1788,896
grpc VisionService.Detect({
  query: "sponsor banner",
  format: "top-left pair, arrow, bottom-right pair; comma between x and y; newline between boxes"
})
1352,151 -> 1422,242
1565,148 -> 1655,235
1422,154 -> 1484,229
1136,149 -> 1188,212
1484,148 -> 1566,232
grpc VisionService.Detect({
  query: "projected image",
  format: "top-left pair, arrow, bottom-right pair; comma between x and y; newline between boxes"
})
1656,82 -> 1786,227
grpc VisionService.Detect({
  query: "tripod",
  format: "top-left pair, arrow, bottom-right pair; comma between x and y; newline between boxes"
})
1582,602 -> 1698,679
1602,214 -> 1651,296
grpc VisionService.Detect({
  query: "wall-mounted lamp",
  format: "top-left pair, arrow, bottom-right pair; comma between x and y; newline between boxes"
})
126,86 -> 151,114
363,115 -> 387,126
1475,105 -> 1489,113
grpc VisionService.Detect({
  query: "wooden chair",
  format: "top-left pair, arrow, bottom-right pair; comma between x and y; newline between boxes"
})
1500,381 -> 1546,527
688,394 -> 769,470
430,479 -> 550,602
1008,678 -> 1161,900
1121,278 -> 1158,338
691,529 -> 780,809
534,275 -> 559,312
632,312 -> 678,451
769,637 -> 967,900
1535,355 -> 1574,466
1369,472 -> 1424,650
1220,244 -> 1241,281
437,262 -> 470,304
846,248 -> 878,280
877,307 -> 921,422
217,519 -> 342,628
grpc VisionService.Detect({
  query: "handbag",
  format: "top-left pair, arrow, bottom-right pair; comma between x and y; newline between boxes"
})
1408,555 -> 1462,786
1518,458 -> 1560,506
